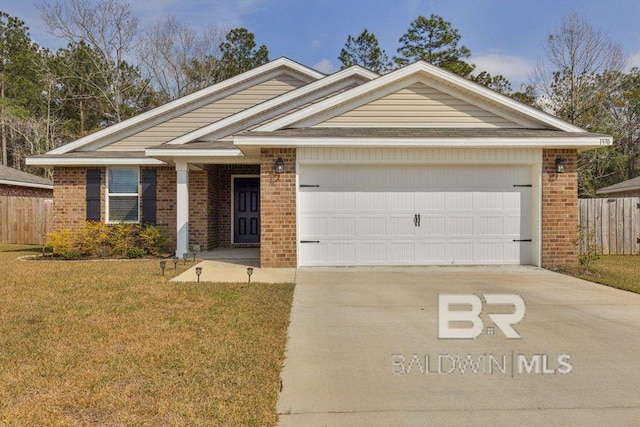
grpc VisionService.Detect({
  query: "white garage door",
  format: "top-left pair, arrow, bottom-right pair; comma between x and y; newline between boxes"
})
298,164 -> 533,266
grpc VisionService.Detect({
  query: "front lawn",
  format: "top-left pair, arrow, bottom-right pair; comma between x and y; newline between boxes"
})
0,244 -> 294,426
574,255 -> 640,294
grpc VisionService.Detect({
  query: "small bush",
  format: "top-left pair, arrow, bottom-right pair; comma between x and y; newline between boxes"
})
47,229 -> 77,256
126,247 -> 146,259
62,250 -> 81,260
46,223 -> 168,259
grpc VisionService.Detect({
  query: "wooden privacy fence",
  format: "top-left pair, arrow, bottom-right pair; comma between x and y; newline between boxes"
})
578,197 -> 640,255
0,196 -> 53,245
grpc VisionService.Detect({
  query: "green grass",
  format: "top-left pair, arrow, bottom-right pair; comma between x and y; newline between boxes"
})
574,255 -> 640,294
0,244 -> 294,426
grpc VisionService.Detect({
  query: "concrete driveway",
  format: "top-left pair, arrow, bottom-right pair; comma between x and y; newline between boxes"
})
277,266 -> 640,426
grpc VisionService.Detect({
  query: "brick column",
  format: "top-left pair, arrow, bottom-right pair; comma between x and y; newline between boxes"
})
260,148 -> 297,267
541,149 -> 579,270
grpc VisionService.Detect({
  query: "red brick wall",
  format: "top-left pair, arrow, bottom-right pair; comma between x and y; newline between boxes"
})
154,166 -> 177,247
0,184 -> 52,198
53,167 -> 105,230
189,170 -> 209,251
542,149 -> 579,270
207,166 -> 220,249
260,148 -> 297,267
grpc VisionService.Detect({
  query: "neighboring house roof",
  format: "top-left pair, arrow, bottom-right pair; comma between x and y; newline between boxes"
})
596,176 -> 640,195
0,164 -> 53,189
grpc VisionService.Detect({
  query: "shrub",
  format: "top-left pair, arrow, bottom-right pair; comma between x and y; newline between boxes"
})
126,247 -> 146,259
47,229 -> 77,256
575,225 -> 600,274
46,223 -> 169,259
139,225 -> 170,256
62,250 -> 81,260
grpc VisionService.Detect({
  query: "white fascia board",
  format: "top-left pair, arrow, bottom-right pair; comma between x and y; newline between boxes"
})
166,67 -> 378,145
256,61 -> 585,133
0,179 -> 53,190
48,58 -> 324,155
26,157 -> 166,166
145,148 -> 246,157
234,135 -> 613,149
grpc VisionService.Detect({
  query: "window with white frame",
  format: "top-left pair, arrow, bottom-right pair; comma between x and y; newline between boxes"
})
107,167 -> 140,223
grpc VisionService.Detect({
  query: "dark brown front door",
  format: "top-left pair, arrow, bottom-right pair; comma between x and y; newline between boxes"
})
233,177 -> 260,243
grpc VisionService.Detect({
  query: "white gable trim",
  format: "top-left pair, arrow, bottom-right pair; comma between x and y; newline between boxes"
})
234,134 -> 612,153
166,66 -> 378,145
26,157 -> 166,166
48,58 -> 324,155
255,61 -> 585,133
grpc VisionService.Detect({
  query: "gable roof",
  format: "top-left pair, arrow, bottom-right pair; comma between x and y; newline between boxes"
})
596,176 -> 640,194
255,61 -> 586,133
163,65 -> 378,146
0,164 -> 53,189
48,57 -> 324,155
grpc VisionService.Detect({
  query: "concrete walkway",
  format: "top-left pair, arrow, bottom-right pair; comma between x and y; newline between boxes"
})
278,266 -> 640,426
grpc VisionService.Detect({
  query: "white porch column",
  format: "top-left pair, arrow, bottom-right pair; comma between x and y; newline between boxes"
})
175,161 -> 189,257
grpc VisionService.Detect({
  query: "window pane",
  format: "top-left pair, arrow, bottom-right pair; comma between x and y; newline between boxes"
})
109,196 -> 139,222
108,168 -> 138,194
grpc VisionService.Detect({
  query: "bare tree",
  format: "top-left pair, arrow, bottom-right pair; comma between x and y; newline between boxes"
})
38,0 -> 140,123
531,12 -> 627,127
137,16 -> 227,101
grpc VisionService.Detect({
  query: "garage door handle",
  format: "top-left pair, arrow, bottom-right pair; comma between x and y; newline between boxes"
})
301,240 -> 320,243
417,214 -> 421,227
413,214 -> 417,227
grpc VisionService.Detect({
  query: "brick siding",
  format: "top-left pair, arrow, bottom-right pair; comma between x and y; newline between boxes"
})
53,167 -> 104,230
260,148 -> 297,267
541,149 -> 579,270
0,184 -> 52,198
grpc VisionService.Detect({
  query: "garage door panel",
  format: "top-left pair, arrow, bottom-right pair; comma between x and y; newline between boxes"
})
299,164 -> 534,266
357,216 -> 386,237
415,242 -> 447,262
416,216 -> 446,236
387,242 -> 415,263
447,241 -> 474,263
415,192 -> 445,210
387,215 -> 414,237
327,242 -> 357,264
446,216 -> 474,236
329,216 -> 357,237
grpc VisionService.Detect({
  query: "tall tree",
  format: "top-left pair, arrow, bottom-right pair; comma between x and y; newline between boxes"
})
38,0 -> 147,124
138,16 -> 227,101
531,12 -> 626,127
531,12 -> 628,196
0,12 -> 42,166
338,29 -> 392,74
471,71 -> 512,95
395,14 -> 474,77
216,28 -> 269,82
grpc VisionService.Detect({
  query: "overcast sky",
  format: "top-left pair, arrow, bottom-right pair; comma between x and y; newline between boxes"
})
3,0 -> 640,88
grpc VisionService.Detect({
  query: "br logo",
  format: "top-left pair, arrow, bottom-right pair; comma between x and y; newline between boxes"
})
438,294 -> 526,339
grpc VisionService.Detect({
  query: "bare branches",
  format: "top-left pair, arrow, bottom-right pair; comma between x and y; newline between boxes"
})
137,16 -> 227,101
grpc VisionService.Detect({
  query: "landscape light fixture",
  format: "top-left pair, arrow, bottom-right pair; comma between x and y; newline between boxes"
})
556,157 -> 566,174
159,260 -> 167,276
247,267 -> 254,283
183,252 -> 189,265
173,256 -> 179,270
191,250 -> 197,262
275,157 -> 285,174
195,267 -> 202,282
